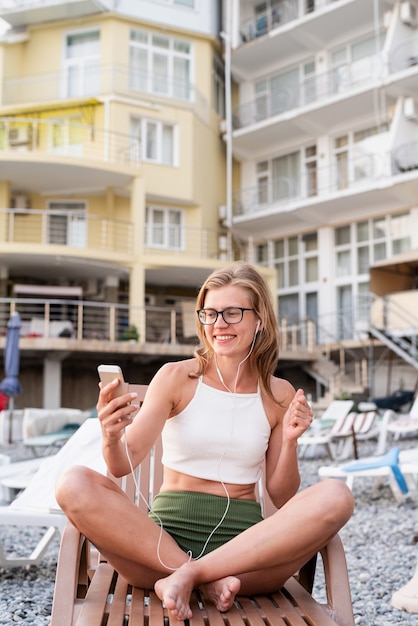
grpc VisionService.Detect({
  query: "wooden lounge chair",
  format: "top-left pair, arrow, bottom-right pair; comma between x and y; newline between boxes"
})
50,384 -> 354,626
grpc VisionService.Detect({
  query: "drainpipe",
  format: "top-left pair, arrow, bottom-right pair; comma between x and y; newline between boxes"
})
221,1 -> 233,259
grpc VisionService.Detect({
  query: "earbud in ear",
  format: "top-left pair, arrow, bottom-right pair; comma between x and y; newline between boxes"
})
256,320 -> 261,333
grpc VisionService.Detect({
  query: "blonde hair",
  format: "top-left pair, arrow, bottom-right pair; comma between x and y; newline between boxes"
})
192,262 -> 280,402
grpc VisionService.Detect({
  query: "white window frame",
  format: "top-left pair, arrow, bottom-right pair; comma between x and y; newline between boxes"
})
131,117 -> 178,166
62,28 -> 100,99
130,29 -> 194,102
146,206 -> 185,250
47,201 -> 87,248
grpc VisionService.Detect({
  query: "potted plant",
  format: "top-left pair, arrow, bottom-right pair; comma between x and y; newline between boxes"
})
123,324 -> 139,342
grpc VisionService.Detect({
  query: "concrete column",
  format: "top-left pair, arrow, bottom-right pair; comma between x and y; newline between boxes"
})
130,176 -> 145,339
43,358 -> 62,409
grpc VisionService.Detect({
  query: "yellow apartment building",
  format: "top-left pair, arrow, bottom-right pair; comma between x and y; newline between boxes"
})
0,0 -> 245,409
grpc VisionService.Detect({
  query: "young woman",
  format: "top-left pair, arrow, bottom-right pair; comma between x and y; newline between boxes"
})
56,262 -> 354,621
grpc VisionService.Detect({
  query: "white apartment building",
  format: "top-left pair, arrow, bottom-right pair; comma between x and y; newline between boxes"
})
222,0 -> 418,395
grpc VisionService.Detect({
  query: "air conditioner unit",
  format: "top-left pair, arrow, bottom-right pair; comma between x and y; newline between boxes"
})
219,119 -> 227,136
404,97 -> 418,121
218,235 -> 228,252
12,195 -> 30,211
8,127 -> 31,146
400,1 -> 417,26
218,204 -> 227,221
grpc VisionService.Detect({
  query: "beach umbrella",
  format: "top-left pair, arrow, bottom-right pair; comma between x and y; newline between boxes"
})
0,312 -> 22,443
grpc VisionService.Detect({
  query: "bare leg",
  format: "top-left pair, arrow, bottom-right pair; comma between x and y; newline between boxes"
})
55,466 -> 191,587
155,479 -> 354,620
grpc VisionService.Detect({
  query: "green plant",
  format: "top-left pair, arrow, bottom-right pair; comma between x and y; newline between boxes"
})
123,324 -> 139,341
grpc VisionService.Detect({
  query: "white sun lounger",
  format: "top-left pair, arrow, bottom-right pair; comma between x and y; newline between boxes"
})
0,418 -> 105,568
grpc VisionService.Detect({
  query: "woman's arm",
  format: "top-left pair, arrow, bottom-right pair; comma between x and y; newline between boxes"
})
265,383 -> 313,509
98,362 -> 183,477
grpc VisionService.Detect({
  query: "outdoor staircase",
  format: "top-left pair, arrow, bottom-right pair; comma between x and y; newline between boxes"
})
303,351 -> 366,403
369,294 -> 418,370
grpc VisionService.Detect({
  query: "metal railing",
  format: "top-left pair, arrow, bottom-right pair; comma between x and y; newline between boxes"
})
0,297 -> 190,345
0,116 -> 141,169
0,208 -> 135,255
1,65 -> 208,116
0,208 -> 224,260
233,56 -> 383,129
0,297 -> 320,353
239,0 -> 343,43
233,149 -> 393,217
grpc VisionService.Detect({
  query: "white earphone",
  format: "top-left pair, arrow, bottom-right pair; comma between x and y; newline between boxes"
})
255,320 -> 261,333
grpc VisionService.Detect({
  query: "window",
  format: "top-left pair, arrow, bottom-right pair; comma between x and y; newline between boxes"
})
255,145 -> 316,208
130,29 -> 192,101
335,213 -> 411,280
47,201 -> 86,248
331,32 -> 385,94
213,55 -> 225,117
49,116 -> 84,156
391,212 -> 410,255
333,124 -> 388,189
131,118 -> 178,166
304,145 -> 317,197
64,30 -> 100,98
146,206 -> 184,249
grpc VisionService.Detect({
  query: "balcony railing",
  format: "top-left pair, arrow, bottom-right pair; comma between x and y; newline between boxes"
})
0,117 -> 141,169
0,208 -> 225,260
233,57 -> 383,129
239,0 -> 343,44
0,297 -> 318,353
0,208 -> 135,255
233,149 -> 394,217
0,297 -> 193,345
1,66 -> 208,116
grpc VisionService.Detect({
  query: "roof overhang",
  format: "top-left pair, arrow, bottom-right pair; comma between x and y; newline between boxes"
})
370,249 -> 418,296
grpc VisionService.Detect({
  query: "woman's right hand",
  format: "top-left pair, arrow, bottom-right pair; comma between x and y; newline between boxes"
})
97,378 -> 139,444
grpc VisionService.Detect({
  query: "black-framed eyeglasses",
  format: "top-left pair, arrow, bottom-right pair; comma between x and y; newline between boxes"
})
196,307 -> 254,325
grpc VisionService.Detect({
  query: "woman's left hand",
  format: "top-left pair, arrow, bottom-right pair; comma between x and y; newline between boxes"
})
283,388 -> 313,441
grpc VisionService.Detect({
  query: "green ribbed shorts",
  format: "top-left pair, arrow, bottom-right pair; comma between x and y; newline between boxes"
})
148,490 -> 263,559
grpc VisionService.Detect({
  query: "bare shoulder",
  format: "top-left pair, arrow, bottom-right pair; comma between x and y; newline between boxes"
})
149,358 -> 198,414
270,375 -> 295,405
262,376 -> 296,428
155,358 -> 197,381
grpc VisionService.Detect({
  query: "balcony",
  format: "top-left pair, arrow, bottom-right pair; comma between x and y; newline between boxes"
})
232,0 -> 379,79
0,0 -> 112,28
1,208 -> 135,258
0,297 -> 318,362
1,65 -> 207,113
232,144 -> 418,234
386,35 -> 418,99
234,58 -> 384,130
0,206 -> 231,285
0,117 -> 141,195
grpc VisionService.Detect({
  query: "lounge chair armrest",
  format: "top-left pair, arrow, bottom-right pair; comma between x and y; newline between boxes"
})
50,521 -> 93,626
320,533 -> 354,626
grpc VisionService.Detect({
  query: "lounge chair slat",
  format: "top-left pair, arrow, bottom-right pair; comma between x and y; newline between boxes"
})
75,563 -> 115,625
281,577 -> 340,625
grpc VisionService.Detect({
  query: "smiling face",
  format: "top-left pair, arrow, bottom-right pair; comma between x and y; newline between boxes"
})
201,285 -> 259,358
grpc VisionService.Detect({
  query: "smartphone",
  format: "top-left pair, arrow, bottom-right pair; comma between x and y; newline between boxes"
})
97,364 -> 128,398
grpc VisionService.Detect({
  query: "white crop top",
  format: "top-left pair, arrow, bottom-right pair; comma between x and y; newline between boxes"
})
161,377 -> 271,484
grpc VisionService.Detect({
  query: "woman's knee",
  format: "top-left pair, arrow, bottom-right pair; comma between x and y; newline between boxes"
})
55,465 -> 100,513
319,478 -> 355,522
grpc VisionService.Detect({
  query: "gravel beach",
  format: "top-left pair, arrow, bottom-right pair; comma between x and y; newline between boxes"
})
0,437 -> 417,625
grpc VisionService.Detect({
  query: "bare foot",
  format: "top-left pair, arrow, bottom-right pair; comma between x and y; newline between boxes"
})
154,564 -> 194,621
201,576 -> 241,612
